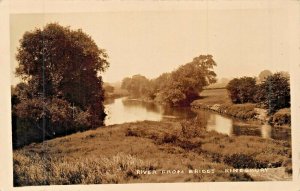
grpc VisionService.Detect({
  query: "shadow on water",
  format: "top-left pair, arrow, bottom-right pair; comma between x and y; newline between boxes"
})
104,97 -> 290,141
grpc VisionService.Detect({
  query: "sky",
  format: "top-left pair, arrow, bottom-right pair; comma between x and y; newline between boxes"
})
10,8 -> 291,85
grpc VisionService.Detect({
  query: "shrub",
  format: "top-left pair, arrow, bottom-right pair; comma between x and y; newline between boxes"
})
223,154 -> 268,168
270,108 -> 291,126
180,118 -> 206,138
125,128 -> 138,137
229,173 -> 254,181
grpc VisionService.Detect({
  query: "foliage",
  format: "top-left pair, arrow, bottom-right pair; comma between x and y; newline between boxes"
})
15,23 -> 109,127
103,83 -> 115,99
12,23 -> 109,147
270,108 -> 291,126
159,55 -> 217,106
226,72 -> 290,114
103,83 -> 114,93
121,75 -> 151,98
219,103 -> 257,120
121,55 -> 217,106
255,73 -> 290,114
223,154 -> 268,168
226,77 -> 257,104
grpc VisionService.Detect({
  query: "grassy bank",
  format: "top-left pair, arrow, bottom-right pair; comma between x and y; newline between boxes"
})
191,89 -> 291,126
14,119 -> 292,186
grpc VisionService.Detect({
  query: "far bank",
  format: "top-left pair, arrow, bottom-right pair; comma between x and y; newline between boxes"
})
191,89 -> 291,127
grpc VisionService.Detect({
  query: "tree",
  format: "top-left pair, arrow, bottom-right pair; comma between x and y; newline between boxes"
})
258,70 -> 272,82
159,55 -> 217,106
226,78 -> 240,103
103,83 -> 115,98
121,75 -> 150,98
226,77 -> 257,104
255,73 -> 290,114
103,84 -> 115,93
14,23 -> 109,130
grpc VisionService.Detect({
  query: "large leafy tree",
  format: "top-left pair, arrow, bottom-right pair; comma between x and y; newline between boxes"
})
255,73 -> 290,114
226,77 -> 257,104
159,55 -> 217,106
14,23 -> 109,131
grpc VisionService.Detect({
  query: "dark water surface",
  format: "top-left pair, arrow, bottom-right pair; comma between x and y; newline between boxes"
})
104,97 -> 290,140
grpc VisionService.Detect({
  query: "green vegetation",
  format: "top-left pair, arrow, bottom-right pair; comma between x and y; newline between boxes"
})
11,23 -> 109,148
14,119 -> 292,185
121,55 -> 217,106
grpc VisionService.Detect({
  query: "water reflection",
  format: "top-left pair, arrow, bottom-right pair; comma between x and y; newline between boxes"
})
232,122 -> 262,137
206,115 -> 233,136
162,106 -> 197,119
261,124 -> 272,139
104,97 -> 290,140
105,98 -> 163,125
122,99 -> 162,113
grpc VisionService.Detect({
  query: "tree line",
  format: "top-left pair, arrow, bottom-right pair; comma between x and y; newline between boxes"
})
226,71 -> 290,114
121,55 -> 217,106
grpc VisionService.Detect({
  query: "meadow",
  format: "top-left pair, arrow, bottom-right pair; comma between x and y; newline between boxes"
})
14,118 -> 292,186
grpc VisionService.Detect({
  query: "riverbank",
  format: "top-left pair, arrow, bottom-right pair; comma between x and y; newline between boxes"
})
14,119 -> 292,186
191,89 -> 291,127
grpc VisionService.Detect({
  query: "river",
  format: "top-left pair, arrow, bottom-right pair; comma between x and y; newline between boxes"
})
104,97 -> 290,141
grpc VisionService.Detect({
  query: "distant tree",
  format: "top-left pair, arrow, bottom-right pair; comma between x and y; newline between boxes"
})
103,84 -> 115,93
258,70 -> 272,82
159,55 -> 217,106
121,77 -> 131,89
121,75 -> 150,98
255,73 -> 290,114
278,71 -> 290,79
14,23 -> 109,130
121,55 -> 217,106
226,77 -> 257,103
103,83 -> 115,99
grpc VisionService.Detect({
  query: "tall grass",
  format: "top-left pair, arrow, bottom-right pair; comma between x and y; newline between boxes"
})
13,151 -> 157,186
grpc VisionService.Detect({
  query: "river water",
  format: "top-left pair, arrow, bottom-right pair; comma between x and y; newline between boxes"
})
104,97 -> 290,140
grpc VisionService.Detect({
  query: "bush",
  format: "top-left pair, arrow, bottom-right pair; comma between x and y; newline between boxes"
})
219,103 -> 256,119
271,108 -> 291,126
223,154 -> 268,168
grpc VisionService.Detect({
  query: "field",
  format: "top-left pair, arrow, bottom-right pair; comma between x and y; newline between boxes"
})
198,88 -> 231,105
14,119 -> 292,186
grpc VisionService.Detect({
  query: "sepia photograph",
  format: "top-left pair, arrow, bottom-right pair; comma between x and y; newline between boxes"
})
1,0 -> 300,190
